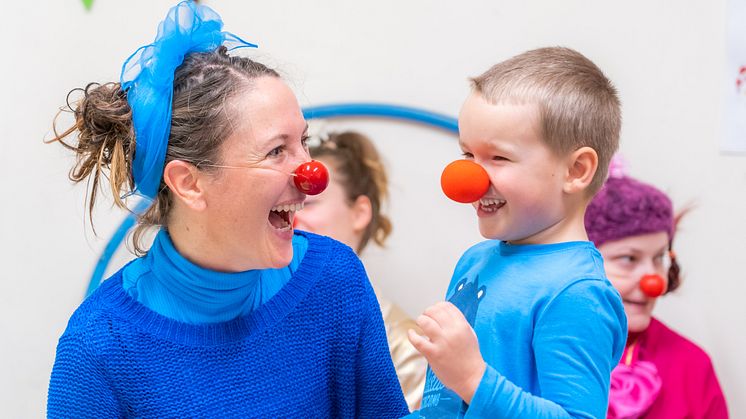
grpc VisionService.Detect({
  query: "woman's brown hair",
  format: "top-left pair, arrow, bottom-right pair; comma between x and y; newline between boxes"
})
309,131 -> 392,254
48,46 -> 279,254
666,206 -> 694,293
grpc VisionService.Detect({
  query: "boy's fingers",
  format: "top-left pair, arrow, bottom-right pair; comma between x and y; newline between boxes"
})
422,304 -> 445,324
441,301 -> 468,323
408,328 -> 436,356
427,302 -> 468,332
425,303 -> 454,328
416,314 -> 443,341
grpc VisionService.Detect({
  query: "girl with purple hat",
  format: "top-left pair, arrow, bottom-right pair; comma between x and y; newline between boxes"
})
585,163 -> 728,418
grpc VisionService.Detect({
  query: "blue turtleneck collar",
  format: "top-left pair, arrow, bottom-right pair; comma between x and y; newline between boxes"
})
122,229 -> 308,324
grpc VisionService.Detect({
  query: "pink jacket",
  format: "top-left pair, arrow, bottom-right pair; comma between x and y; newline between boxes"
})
608,317 -> 728,418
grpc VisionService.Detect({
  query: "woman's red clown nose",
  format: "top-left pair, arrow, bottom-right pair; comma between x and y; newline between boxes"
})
640,274 -> 666,298
294,160 -> 329,195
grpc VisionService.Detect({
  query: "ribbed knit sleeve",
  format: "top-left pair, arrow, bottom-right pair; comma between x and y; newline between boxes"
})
47,321 -> 120,417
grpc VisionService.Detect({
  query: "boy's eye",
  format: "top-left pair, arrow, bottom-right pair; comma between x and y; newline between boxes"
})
493,155 -> 508,161
461,151 -> 474,159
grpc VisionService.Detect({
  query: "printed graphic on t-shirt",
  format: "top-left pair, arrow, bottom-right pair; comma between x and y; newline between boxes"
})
419,276 -> 486,418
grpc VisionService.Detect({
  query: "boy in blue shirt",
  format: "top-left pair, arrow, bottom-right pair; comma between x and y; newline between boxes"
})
408,47 -> 627,418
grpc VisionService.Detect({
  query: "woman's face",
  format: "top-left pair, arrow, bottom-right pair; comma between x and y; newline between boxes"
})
201,76 -> 309,270
598,231 -> 670,333
293,158 -> 364,252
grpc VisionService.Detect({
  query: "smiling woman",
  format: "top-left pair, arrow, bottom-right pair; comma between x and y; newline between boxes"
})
585,170 -> 728,418
163,76 -> 312,272
45,2 -> 408,418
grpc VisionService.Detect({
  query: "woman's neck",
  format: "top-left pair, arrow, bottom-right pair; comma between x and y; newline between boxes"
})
166,215 -> 259,273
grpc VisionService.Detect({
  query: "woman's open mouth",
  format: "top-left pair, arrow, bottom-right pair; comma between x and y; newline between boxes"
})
268,202 -> 304,231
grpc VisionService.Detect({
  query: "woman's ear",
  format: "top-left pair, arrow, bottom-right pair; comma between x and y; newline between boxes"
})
564,147 -> 598,194
162,160 -> 208,211
351,195 -> 373,233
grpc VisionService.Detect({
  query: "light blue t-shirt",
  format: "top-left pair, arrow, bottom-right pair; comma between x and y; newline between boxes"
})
121,229 -> 308,324
416,240 -> 627,418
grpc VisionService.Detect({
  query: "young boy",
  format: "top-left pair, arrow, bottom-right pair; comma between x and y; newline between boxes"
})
408,47 -> 628,418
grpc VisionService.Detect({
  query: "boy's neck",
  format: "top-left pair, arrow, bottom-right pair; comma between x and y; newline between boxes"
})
507,201 -> 589,245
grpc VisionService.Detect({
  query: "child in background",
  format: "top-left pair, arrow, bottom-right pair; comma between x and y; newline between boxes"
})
293,131 -> 427,410
408,47 -> 627,418
585,168 -> 728,418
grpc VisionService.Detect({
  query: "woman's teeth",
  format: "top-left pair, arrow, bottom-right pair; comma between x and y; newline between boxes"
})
269,202 -> 304,231
270,202 -> 304,213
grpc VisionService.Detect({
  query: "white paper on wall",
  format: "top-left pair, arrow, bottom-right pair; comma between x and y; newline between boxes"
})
723,0 -> 746,153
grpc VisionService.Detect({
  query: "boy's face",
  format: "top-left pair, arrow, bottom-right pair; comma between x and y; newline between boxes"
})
458,92 -> 569,244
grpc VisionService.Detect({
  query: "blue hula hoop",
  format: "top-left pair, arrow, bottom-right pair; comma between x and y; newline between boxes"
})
85,103 -> 458,296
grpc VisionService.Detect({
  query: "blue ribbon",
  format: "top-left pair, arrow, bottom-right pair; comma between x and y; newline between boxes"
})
120,1 -> 256,199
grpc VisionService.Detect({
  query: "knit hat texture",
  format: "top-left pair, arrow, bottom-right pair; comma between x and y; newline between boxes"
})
585,175 -> 673,247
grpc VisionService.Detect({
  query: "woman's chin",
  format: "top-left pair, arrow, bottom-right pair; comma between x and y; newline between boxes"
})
267,242 -> 294,269
626,314 -> 653,334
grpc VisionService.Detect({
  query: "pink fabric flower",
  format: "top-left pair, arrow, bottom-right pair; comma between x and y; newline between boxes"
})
608,360 -> 662,419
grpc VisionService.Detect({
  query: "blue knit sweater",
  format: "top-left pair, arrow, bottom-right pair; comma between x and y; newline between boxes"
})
47,232 -> 409,418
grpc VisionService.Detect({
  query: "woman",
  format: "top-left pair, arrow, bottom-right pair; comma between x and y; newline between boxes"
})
585,169 -> 728,418
46,2 -> 408,417
293,131 -> 427,410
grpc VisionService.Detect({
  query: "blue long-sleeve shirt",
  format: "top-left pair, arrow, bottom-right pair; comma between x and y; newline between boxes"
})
417,240 -> 627,418
48,231 -> 408,418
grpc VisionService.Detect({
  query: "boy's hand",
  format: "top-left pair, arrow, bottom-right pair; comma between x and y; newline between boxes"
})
407,301 -> 486,404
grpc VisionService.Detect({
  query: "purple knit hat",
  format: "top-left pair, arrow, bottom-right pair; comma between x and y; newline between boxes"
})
585,165 -> 674,248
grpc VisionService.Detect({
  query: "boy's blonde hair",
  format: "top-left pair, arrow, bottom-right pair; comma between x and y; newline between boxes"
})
471,47 -> 621,194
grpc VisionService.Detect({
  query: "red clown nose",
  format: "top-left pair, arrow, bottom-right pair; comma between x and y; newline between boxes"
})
440,160 -> 490,203
294,160 -> 329,195
639,274 -> 666,298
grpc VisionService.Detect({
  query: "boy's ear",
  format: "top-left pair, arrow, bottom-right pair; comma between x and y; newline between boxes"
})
351,195 -> 373,233
162,160 -> 208,211
564,147 -> 598,194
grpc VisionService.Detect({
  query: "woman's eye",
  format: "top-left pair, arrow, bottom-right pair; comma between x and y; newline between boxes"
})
616,255 -> 635,264
653,253 -> 666,265
267,145 -> 285,158
301,135 -> 310,150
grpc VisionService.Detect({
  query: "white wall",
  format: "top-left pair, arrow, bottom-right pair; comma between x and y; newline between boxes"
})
2,1 -> 743,417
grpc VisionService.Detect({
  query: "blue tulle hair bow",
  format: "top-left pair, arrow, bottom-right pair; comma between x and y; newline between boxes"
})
120,1 -> 257,199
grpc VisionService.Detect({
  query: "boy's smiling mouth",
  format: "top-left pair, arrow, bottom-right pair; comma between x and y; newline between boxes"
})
477,197 -> 506,213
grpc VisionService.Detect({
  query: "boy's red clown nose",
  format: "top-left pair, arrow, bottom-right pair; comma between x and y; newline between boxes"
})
294,160 -> 329,195
639,274 -> 666,298
441,160 -> 490,203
